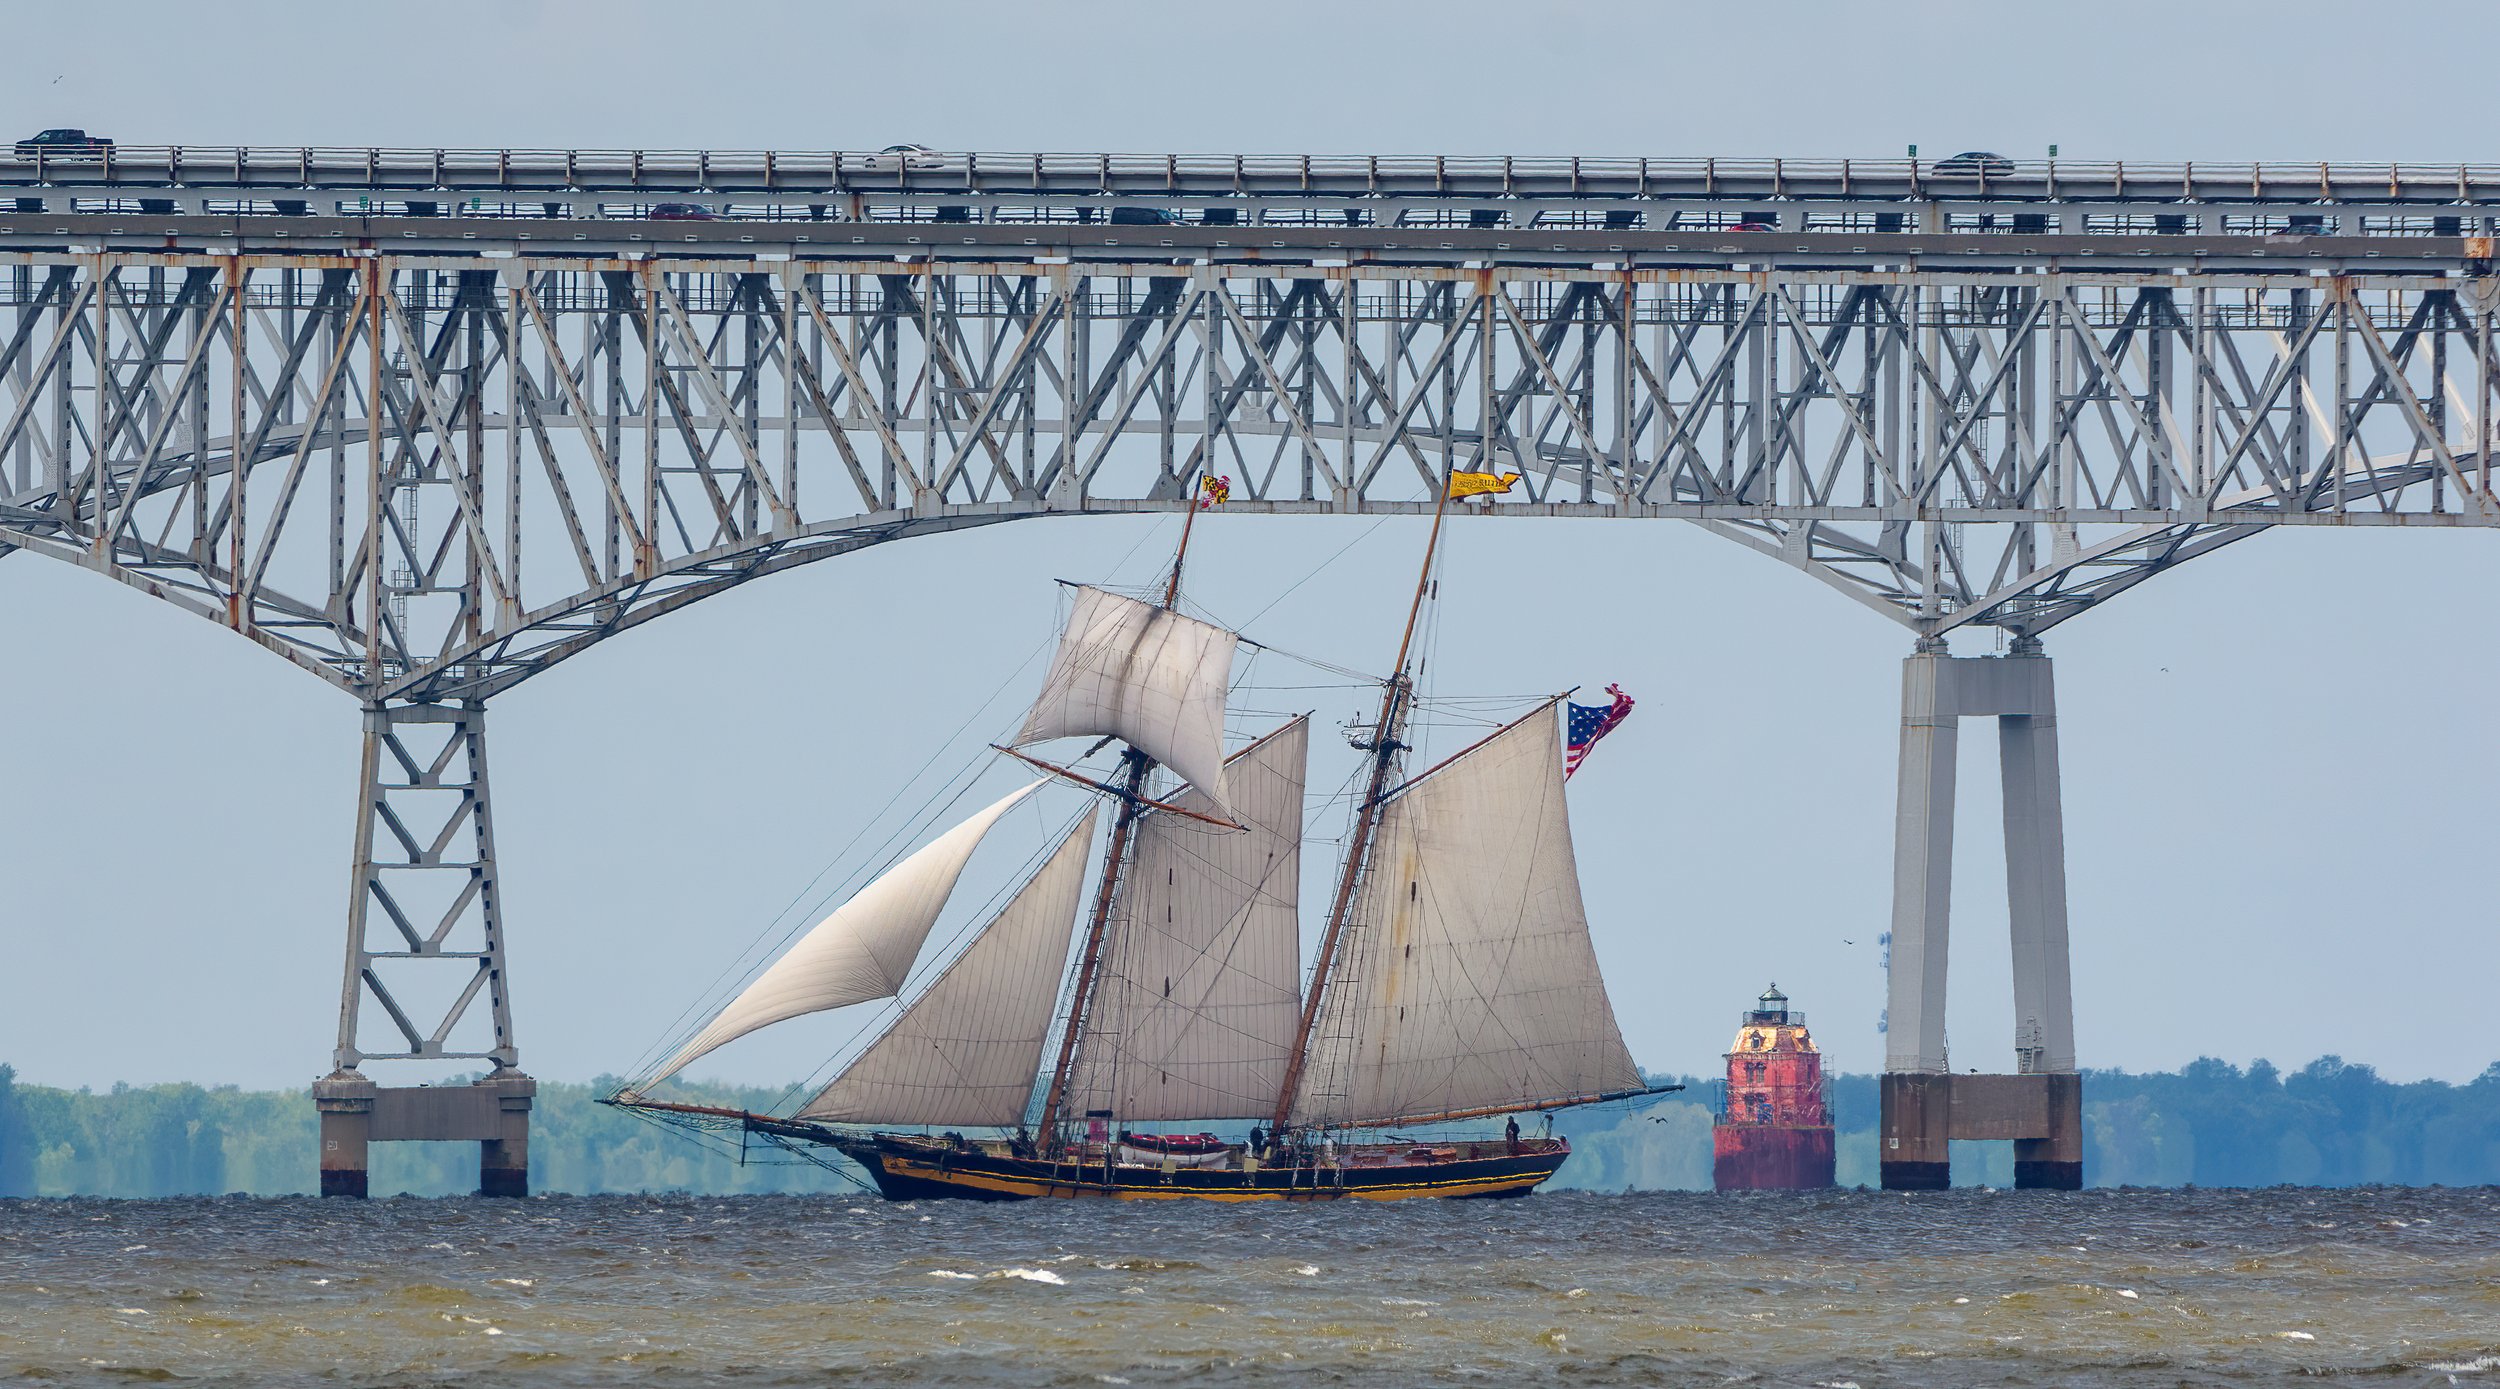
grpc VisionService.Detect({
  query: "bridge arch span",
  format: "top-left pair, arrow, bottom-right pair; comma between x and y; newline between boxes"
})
3,232 -> 2491,1193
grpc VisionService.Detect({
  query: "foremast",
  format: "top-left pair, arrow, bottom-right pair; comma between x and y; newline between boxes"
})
1036,493 -> 1216,1151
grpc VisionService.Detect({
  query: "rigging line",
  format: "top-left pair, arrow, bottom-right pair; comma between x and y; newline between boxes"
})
780,803 -> 1091,1116
780,809 -> 1076,1114
625,752 -> 986,1085
628,756 -> 995,1082
1105,509 -> 1187,591
1415,691 -> 1558,705
1399,758 -> 1597,1109
1234,514 -> 1394,628
614,1102 -> 867,1187
1159,515 -> 1398,681
1113,969 -> 1294,1064
748,1129 -> 881,1191
617,1109 -> 746,1166
626,627 -> 1061,1084
1165,593 -> 1383,687
1230,637 -> 1383,687
1409,515 -> 1455,763
1410,850 -> 1556,1096
623,758 -> 993,1087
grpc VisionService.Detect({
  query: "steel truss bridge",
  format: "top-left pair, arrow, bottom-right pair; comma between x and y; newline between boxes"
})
3,148 -> 2492,1193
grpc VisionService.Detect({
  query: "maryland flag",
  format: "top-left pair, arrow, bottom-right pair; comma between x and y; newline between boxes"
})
1447,469 -> 1522,499
1198,474 -> 1232,510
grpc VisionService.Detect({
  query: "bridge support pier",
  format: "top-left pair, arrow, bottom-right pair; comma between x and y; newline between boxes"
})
318,701 -> 533,1197
1880,640 -> 2081,1191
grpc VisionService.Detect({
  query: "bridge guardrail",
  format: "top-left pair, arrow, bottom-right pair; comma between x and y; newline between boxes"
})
11,147 -> 2500,206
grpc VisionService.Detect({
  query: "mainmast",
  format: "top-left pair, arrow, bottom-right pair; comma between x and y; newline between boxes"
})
1035,488 -> 1215,1148
1270,471 -> 1459,1130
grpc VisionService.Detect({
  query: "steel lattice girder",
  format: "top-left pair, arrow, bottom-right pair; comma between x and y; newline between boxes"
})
335,701 -> 516,1069
0,252 -> 2493,702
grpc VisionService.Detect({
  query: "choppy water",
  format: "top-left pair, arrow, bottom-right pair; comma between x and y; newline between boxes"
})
2,1187 -> 2496,1387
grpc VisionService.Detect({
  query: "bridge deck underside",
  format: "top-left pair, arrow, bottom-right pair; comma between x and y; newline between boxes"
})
1,251 -> 2491,702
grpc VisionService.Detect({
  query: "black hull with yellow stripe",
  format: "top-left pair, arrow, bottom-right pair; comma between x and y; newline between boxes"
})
827,1132 -> 1569,1202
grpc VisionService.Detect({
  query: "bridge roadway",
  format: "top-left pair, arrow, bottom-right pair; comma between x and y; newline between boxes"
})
13,146 -> 2500,236
2,155 -> 2492,1192
0,209 -> 2488,275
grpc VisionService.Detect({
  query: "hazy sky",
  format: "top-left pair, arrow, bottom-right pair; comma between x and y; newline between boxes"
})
3,0 -> 2492,1095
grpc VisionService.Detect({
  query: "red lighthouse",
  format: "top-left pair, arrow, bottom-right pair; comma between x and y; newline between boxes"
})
1712,984 -> 1837,1191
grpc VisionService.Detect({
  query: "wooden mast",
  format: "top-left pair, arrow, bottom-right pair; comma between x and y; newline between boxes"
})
1035,485 -> 1215,1149
1034,749 -> 1148,1149
1269,468 -> 1461,1131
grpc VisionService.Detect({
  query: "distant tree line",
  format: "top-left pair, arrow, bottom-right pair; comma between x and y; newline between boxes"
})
0,1068 -> 853,1198
4,1057 -> 2496,1197
1561,1057 -> 2500,1192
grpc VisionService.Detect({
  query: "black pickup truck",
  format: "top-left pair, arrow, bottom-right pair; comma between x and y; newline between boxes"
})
14,128 -> 115,160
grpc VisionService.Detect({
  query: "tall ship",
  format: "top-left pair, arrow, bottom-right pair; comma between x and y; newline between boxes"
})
613,474 -> 1671,1200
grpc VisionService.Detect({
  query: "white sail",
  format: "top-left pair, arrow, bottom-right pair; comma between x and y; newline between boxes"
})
1066,718 -> 1308,1122
1014,585 -> 1239,817
650,781 -> 1044,1081
799,813 -> 1097,1127
1290,704 -> 1644,1127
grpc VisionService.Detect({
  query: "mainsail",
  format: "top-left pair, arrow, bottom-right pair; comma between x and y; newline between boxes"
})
1065,718 -> 1309,1122
1014,585 -> 1239,817
649,781 -> 1044,1081
1290,704 -> 1644,1127
800,814 -> 1097,1127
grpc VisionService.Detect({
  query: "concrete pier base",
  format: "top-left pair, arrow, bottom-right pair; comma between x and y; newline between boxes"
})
1713,1125 -> 1838,1190
1877,1073 -> 1951,1190
1879,1072 -> 2085,1190
1881,643 -> 2084,1190
478,1076 -> 534,1197
2014,1073 -> 2085,1190
313,1072 -> 375,1199
311,1071 -> 536,1197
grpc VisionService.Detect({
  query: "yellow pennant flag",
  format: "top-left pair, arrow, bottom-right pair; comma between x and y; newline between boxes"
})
1446,470 -> 1522,499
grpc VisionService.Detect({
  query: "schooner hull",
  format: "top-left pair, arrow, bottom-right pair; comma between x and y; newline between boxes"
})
833,1134 -> 1568,1202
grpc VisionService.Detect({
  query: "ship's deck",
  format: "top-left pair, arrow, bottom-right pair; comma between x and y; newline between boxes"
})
841,1131 -> 1572,1202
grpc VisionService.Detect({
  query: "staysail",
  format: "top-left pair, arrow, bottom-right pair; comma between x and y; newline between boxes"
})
1014,585 -> 1239,817
1065,718 -> 1309,1122
799,813 -> 1097,1127
1290,704 -> 1644,1127
649,781 -> 1044,1081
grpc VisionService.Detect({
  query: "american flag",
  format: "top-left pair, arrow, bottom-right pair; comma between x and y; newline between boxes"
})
1564,684 -> 1634,780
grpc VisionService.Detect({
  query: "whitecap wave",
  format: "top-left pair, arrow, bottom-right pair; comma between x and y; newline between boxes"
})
987,1268 -> 1067,1285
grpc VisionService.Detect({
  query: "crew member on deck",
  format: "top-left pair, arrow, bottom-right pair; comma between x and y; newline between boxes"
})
1505,1115 -> 1521,1154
